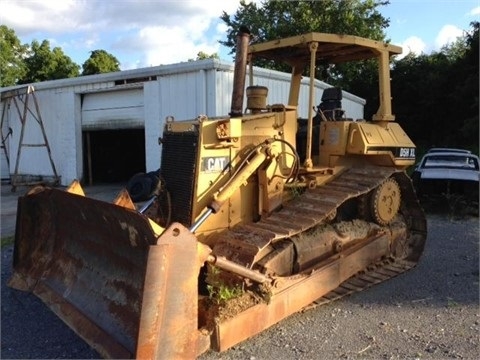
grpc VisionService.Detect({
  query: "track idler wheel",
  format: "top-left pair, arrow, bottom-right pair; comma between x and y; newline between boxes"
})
370,177 -> 401,225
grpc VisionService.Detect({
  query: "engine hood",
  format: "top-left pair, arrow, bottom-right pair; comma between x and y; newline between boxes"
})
420,168 -> 479,182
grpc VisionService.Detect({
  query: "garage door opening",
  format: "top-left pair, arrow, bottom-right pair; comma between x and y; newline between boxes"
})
83,129 -> 145,185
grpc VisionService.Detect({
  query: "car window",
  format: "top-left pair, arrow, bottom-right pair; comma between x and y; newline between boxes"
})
469,157 -> 480,170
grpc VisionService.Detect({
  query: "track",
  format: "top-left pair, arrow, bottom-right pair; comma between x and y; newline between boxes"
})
213,165 -> 427,301
313,258 -> 417,306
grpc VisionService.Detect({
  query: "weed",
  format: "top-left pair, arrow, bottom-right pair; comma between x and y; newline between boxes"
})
1,236 -> 14,249
446,297 -> 459,308
206,265 -> 243,304
442,192 -> 474,220
289,185 -> 303,199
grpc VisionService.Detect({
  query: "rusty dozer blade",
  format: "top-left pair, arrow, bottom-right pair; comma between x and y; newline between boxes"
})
136,224 -> 210,359
8,185 -> 204,358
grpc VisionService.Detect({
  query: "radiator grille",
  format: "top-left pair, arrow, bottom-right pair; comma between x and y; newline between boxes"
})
160,130 -> 199,226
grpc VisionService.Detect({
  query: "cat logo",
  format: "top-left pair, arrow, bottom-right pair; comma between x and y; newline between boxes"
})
201,156 -> 229,173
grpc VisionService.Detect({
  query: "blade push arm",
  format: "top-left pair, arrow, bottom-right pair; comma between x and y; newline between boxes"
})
190,142 -> 276,233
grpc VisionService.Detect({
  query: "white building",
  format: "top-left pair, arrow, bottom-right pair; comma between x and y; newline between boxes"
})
0,59 -> 365,186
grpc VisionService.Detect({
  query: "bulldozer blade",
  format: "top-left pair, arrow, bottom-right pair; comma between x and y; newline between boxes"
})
113,188 -> 137,210
66,179 -> 85,196
136,223 -> 203,359
8,185 -> 161,358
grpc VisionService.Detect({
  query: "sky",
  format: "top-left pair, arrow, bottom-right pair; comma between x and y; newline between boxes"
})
1,0 -> 479,70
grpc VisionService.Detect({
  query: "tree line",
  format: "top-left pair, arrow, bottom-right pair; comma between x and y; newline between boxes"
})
1,0 -> 478,153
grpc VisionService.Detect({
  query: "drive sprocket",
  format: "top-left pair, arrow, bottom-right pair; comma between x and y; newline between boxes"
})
370,177 -> 401,225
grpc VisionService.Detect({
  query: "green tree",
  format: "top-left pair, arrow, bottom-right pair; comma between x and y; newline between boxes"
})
220,0 -> 390,62
392,52 -> 452,149
82,49 -> 120,75
20,40 -> 80,84
441,36 -> 468,62
449,21 -> 479,153
0,25 -> 28,87
188,51 -> 220,62
391,21 -> 479,153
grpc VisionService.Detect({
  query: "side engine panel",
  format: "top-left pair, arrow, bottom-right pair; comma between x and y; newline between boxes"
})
318,120 -> 416,168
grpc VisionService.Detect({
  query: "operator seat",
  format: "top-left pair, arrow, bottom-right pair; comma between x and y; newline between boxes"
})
318,87 -> 344,121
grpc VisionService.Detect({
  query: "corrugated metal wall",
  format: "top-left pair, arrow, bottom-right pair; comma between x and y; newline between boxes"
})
0,82 -> 113,185
1,87 -> 81,183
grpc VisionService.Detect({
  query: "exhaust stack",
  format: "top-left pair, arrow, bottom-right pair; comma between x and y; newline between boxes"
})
230,27 -> 251,117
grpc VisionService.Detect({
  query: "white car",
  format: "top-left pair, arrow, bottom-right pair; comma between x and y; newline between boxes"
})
412,150 -> 479,201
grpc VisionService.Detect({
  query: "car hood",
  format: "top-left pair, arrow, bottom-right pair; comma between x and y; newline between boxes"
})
420,168 -> 480,182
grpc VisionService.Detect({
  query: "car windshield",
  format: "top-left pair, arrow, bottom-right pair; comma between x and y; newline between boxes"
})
423,155 -> 479,170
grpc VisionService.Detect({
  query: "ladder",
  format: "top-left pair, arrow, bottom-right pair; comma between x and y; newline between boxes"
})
0,85 -> 60,191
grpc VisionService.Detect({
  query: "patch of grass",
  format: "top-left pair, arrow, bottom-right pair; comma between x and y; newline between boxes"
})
206,265 -> 243,304
1,236 -> 14,249
446,297 -> 459,308
420,194 -> 479,219
289,185 -> 303,199
207,283 -> 243,304
442,193 -> 479,220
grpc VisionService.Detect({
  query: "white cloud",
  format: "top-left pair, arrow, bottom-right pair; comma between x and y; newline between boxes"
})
435,25 -> 464,49
468,6 -> 480,16
395,23 -> 467,60
1,0 -> 245,68
119,25 -> 220,67
0,0 -> 85,34
1,0 -> 237,34
397,36 -> 426,59
103,0 -> 246,67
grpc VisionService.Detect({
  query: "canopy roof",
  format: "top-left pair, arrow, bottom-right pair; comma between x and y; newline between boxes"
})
248,33 -> 402,65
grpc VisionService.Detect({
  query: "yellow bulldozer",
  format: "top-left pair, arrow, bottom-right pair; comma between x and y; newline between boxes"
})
9,29 -> 426,359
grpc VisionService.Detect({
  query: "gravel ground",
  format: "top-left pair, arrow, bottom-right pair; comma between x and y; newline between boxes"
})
1,204 -> 478,359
